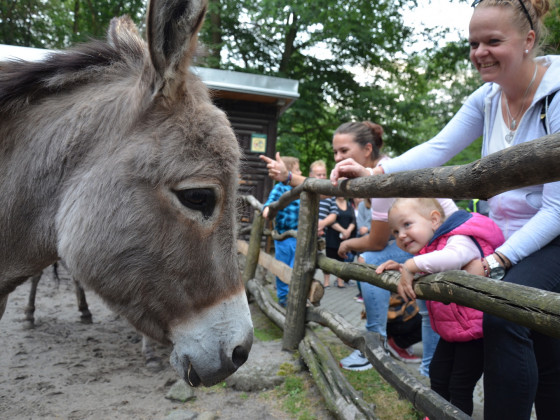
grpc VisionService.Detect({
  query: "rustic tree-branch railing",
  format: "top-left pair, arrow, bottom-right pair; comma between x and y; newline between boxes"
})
238,135 -> 560,420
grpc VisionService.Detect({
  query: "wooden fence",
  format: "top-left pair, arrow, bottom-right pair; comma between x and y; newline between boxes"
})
238,134 -> 560,420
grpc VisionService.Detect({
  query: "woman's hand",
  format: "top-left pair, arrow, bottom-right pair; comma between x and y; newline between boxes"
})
330,158 -> 370,185
259,152 -> 289,183
338,240 -> 353,258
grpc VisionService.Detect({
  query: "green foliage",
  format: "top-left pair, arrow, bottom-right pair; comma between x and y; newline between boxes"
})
196,0 -> 495,171
0,0 -> 146,48
198,0 -> 421,172
3,0 -> 559,171
544,0 -> 560,54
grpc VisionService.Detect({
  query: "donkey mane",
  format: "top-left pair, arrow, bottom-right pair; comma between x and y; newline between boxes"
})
0,38 -> 144,115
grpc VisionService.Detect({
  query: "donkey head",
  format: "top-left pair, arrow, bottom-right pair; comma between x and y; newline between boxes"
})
55,0 -> 252,386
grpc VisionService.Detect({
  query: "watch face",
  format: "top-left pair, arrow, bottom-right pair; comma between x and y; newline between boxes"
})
490,266 -> 506,280
486,255 -> 506,280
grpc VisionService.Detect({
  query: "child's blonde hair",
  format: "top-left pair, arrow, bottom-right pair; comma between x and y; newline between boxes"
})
281,156 -> 300,172
389,198 -> 446,221
309,159 -> 326,173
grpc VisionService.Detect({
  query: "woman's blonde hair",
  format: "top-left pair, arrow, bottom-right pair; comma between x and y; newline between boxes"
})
475,0 -> 551,55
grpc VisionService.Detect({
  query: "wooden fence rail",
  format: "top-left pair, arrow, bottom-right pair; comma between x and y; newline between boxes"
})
239,135 -> 560,419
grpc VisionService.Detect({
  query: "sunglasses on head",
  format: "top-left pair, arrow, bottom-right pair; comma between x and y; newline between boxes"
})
471,0 -> 534,30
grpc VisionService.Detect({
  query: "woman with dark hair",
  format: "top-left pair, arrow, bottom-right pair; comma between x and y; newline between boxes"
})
261,121 -> 457,370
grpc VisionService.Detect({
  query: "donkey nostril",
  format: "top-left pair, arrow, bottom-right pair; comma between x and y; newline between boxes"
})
232,345 -> 249,368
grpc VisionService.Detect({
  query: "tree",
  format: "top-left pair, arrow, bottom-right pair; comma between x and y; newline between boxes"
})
0,0 -> 145,49
199,0 -> 420,173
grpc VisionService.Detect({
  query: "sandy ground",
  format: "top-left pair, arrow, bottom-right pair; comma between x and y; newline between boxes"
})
0,269 -> 326,420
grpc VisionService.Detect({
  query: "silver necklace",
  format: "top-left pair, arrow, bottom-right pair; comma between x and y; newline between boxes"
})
504,64 -> 538,143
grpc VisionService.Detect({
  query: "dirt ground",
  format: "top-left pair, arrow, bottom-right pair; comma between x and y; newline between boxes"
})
0,269 -> 329,420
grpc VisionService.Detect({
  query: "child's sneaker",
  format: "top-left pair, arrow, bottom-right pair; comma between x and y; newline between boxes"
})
384,337 -> 421,363
339,349 -> 372,371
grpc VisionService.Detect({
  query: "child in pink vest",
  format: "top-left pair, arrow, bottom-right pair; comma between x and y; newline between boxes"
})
376,198 -> 504,416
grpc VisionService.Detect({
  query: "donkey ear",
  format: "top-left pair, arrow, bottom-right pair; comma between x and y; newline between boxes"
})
147,0 -> 207,86
107,16 -> 142,50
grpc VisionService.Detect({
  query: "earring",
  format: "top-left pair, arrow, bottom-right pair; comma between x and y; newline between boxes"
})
525,49 -> 529,54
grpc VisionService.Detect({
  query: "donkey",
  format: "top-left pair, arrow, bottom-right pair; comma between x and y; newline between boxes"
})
24,263 -> 93,328
0,0 -> 253,387
25,264 -> 165,370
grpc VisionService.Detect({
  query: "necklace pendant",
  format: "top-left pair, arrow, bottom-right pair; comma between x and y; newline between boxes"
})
511,119 -> 517,130
505,131 -> 514,143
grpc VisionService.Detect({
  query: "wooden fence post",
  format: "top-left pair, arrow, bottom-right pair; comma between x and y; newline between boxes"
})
282,190 -> 319,351
241,210 -> 265,286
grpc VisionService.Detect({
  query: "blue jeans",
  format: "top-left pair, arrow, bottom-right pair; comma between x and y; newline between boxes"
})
484,236 -> 560,420
417,299 -> 440,377
362,241 -> 411,337
274,237 -> 297,307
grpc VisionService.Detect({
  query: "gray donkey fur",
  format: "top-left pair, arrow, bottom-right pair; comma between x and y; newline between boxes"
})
0,0 -> 252,387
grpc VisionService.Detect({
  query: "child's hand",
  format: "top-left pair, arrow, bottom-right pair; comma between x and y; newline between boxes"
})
375,260 -> 400,274
397,265 -> 416,301
262,206 -> 270,219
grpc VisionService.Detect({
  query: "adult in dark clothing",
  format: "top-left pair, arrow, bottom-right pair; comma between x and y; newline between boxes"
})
325,197 -> 356,288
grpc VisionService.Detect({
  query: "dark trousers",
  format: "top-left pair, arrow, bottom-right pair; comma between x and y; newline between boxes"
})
429,338 -> 484,416
387,312 -> 422,349
484,236 -> 560,420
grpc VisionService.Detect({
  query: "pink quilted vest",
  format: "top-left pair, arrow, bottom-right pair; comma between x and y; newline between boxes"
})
419,211 -> 505,342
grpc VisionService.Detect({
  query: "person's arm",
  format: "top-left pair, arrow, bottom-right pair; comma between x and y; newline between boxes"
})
337,219 -> 390,258
343,223 -> 356,240
398,235 -> 480,300
259,152 -> 306,186
380,87 -> 486,174
330,222 -> 344,233
330,86 -> 488,184
318,213 -> 336,231
413,235 -> 482,273
356,202 -> 370,235
496,181 -> 560,265
262,184 -> 282,219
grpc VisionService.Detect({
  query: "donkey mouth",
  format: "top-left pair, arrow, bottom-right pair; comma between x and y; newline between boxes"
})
186,362 -> 202,387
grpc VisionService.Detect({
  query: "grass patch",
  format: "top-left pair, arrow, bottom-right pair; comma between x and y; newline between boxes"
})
251,303 -> 283,342
329,342 -> 422,420
274,371 -> 318,420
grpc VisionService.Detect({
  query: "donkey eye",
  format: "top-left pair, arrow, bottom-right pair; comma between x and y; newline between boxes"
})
174,188 -> 216,219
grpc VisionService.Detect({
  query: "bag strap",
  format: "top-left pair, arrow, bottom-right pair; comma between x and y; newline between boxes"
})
540,90 -> 559,135
469,236 -> 485,258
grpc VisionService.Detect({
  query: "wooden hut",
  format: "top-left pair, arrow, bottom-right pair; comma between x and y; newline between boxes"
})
194,67 -> 299,205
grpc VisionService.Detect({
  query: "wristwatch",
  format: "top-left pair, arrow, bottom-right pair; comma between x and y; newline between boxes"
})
486,254 -> 506,280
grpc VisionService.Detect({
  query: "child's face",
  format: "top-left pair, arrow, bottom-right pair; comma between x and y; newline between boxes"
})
310,165 -> 327,179
389,203 -> 441,254
291,163 -> 302,176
